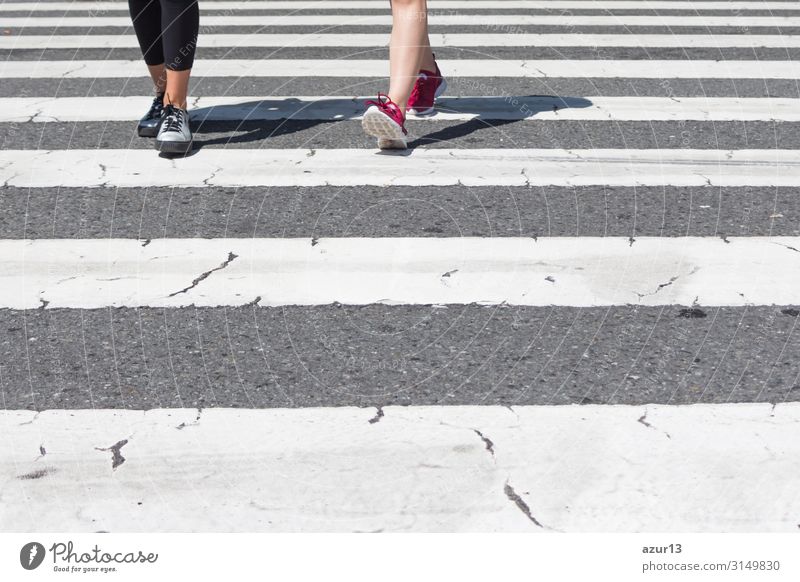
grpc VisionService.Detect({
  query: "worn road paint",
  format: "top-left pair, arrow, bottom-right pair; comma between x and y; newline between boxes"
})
1,148 -> 798,188
5,14 -> 800,27
2,404 -> 798,532
1,237 -> 800,308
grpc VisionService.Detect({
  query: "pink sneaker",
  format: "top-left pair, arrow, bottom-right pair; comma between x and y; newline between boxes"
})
362,93 -> 408,149
407,58 -> 447,116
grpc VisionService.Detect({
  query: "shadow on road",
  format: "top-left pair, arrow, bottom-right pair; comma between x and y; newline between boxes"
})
187,95 -> 594,151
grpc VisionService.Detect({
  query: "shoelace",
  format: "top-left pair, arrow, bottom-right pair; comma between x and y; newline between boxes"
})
364,93 -> 392,110
364,93 -> 407,133
148,94 -> 164,118
161,106 -> 185,134
409,73 -> 429,104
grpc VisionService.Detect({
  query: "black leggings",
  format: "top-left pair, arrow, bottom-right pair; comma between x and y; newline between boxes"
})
128,0 -> 199,71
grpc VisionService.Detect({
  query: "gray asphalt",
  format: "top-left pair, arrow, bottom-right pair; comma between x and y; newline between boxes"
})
2,185 -> 797,240
1,305 -> 798,410
0,119 -> 794,150
4,77 -> 799,98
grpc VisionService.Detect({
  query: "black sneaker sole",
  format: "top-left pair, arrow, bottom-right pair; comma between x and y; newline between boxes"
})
155,139 -> 193,154
138,125 -> 159,138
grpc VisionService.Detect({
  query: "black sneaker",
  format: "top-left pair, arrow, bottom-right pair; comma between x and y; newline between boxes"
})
137,93 -> 165,138
155,104 -> 193,154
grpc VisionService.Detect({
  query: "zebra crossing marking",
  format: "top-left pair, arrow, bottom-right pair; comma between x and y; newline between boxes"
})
2,148 -> 797,188
5,33 -> 800,49
3,404 -> 798,532
1,236 -> 798,308
3,95 -> 800,122
5,14 -> 800,27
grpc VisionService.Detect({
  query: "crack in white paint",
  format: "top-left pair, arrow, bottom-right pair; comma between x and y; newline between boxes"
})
3,405 -> 800,531
637,408 -> 672,440
3,236 -> 800,309
167,251 -> 238,298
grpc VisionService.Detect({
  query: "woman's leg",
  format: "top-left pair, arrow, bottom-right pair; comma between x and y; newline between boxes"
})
361,0 -> 430,149
155,0 -> 199,153
418,16 -> 436,73
163,70 -> 192,109
160,0 -> 199,109
387,0 -> 430,113
128,0 -> 167,93
129,0 -> 167,136
147,65 -> 167,94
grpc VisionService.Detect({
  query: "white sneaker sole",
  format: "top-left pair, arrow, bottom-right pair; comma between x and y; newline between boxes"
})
155,137 -> 193,154
362,105 -> 407,150
407,77 -> 448,117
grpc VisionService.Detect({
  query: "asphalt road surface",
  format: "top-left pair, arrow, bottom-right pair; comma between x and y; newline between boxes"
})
1,0 -> 799,533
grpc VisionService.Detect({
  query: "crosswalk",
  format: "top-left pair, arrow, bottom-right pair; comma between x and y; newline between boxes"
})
8,95 -> 800,122
1,0 -> 800,533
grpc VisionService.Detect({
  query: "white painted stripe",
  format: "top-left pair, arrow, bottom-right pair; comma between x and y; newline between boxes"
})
1,236 -> 799,308
4,14 -> 800,27
6,33 -> 800,49
2,404 -> 798,532
3,59 -> 799,79
3,1 -> 800,12
5,95 -> 800,122
1,149 -> 797,189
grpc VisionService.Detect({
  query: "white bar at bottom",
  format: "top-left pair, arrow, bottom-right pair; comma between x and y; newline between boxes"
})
0,532 -> 797,581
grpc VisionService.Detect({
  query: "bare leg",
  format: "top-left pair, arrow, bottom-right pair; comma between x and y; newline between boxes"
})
387,0 -> 429,113
147,63 -> 167,94
163,69 -> 191,110
418,17 -> 436,72
419,45 -> 436,72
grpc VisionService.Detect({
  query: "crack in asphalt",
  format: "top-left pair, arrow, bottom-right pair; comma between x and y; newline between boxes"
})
18,412 -> 40,426
504,481 -> 543,528
201,166 -> 223,187
95,439 -> 128,470
638,409 -> 672,439
772,242 -> 800,253
243,296 -> 262,307
176,408 -> 203,430
368,406 -> 384,424
168,251 -> 238,297
17,467 -> 53,480
473,429 -> 495,457
636,275 -> 679,299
